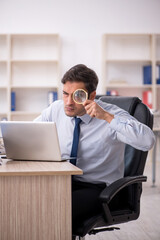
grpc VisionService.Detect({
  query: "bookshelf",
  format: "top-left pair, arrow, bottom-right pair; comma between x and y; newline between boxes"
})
0,34 -> 60,121
102,34 -> 160,111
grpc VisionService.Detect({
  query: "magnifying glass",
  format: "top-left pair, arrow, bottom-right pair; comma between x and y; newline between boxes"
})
73,89 -> 88,104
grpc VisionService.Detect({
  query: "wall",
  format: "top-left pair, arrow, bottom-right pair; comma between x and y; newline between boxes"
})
0,0 -> 160,93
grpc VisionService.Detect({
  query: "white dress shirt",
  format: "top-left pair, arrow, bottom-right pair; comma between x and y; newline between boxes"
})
35,99 -> 155,185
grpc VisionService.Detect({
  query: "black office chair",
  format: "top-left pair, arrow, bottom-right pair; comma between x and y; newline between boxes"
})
73,96 -> 153,240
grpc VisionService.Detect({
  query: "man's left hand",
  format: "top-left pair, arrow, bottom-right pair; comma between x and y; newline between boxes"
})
83,100 -> 114,123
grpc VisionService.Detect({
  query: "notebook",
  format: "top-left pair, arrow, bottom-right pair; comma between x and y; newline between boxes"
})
0,121 -> 67,161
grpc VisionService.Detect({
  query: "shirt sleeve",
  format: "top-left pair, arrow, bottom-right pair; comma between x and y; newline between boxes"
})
34,100 -> 62,122
34,115 -> 42,121
33,108 -> 51,122
109,114 -> 155,151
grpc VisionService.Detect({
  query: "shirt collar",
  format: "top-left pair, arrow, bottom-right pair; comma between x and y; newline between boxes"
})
79,114 -> 92,124
70,99 -> 100,124
71,113 -> 92,124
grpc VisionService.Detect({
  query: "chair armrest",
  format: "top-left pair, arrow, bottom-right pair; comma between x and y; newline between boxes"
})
99,175 -> 147,204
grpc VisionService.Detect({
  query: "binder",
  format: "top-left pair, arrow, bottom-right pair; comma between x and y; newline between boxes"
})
106,90 -> 118,96
47,91 -> 58,106
143,65 -> 152,84
11,92 -> 16,111
156,65 -> 160,84
143,65 -> 160,84
142,91 -> 152,109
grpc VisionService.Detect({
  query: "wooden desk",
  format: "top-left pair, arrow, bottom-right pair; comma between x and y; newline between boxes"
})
0,159 -> 83,240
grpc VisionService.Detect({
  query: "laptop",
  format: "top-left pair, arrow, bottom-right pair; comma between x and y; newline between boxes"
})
0,121 -> 66,161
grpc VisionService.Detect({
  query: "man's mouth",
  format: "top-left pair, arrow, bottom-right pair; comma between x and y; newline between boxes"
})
65,105 -> 75,112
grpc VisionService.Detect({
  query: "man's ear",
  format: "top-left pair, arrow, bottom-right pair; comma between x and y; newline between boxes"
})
89,91 -> 96,101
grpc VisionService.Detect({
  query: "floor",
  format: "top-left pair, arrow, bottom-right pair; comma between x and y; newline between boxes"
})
85,160 -> 160,240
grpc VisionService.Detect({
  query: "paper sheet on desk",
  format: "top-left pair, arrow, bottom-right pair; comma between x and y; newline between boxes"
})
0,138 -> 6,155
0,156 -> 12,166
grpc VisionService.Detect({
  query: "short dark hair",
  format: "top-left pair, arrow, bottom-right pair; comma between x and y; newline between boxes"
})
61,64 -> 98,94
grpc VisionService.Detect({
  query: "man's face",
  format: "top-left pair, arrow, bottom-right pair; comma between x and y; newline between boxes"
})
63,81 -> 88,117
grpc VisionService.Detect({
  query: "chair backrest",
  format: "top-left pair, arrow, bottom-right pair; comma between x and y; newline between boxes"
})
100,96 -> 153,177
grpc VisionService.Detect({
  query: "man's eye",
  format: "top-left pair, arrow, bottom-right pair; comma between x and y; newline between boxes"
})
63,92 -> 68,96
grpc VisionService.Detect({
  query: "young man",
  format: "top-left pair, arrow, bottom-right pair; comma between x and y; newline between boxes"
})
35,64 -> 155,234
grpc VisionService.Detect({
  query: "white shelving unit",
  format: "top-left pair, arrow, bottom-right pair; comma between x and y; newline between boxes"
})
0,34 -> 9,121
102,34 -> 160,111
0,34 -> 60,121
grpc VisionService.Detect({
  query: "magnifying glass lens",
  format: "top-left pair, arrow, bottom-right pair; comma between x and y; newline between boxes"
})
73,89 -> 88,104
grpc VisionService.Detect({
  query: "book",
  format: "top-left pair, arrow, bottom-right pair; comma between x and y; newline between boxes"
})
11,92 -> 16,111
47,91 -> 58,106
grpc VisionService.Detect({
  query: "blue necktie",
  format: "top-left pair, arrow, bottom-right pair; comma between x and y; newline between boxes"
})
70,117 -> 82,165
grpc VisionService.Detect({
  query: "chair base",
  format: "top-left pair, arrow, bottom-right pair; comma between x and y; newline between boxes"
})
73,226 -> 120,240
89,226 -> 120,235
